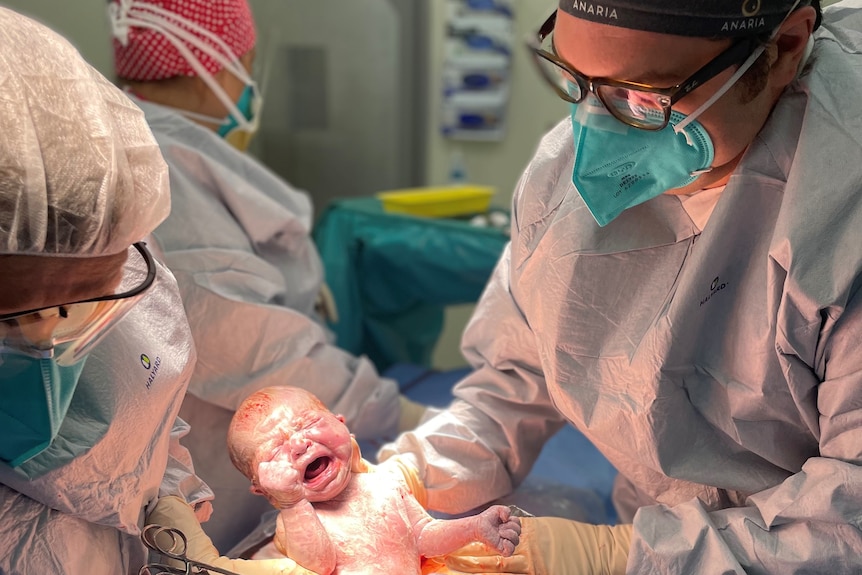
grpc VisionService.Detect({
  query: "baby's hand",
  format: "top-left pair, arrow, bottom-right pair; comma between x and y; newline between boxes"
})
257,460 -> 304,508
474,505 -> 521,557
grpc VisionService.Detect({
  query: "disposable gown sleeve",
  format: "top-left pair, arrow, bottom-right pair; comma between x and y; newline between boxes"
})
158,416 -> 214,516
628,294 -> 862,574
161,248 -> 400,440
379,242 -> 568,514
0,486 -> 148,575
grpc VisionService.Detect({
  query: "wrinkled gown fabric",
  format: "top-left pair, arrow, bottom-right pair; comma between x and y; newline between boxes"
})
134,97 -> 400,549
381,3 -> 862,573
0,256 -> 210,575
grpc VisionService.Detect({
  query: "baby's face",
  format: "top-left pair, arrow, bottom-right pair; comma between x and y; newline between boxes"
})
252,403 -> 353,503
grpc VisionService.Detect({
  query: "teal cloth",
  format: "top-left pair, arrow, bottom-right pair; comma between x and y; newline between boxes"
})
313,197 -> 508,370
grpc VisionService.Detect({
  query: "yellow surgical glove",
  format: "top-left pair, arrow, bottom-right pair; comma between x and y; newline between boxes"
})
444,517 -> 632,575
349,435 -> 374,474
398,395 -> 429,433
145,496 -> 320,575
377,454 -> 428,509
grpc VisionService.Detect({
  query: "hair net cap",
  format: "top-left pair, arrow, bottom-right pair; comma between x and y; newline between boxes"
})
109,0 -> 257,81
0,7 -> 170,257
558,0 -> 810,37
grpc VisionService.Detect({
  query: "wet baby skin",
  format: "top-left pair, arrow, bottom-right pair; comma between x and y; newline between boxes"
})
228,386 -> 521,575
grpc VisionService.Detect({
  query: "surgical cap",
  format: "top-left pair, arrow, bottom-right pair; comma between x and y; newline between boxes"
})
0,7 -> 170,257
109,0 -> 257,81
559,0 -> 813,37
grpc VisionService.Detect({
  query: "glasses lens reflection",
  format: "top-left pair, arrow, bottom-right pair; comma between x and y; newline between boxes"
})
596,85 -> 669,129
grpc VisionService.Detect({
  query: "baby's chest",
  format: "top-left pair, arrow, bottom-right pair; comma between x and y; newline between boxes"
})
319,480 -> 411,537
316,477 -> 418,566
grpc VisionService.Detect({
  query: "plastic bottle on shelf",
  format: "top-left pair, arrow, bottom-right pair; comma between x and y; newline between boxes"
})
448,148 -> 468,185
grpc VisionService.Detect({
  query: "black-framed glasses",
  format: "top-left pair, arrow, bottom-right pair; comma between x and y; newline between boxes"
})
0,242 -> 157,365
527,11 -> 760,131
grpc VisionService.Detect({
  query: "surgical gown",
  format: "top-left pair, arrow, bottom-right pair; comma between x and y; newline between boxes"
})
381,3 -> 862,573
0,255 -> 212,575
133,97 -> 401,549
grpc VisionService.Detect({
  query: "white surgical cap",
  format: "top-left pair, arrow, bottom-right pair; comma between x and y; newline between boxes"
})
0,7 -> 170,257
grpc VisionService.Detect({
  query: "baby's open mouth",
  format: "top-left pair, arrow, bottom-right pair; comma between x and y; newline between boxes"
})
304,456 -> 331,481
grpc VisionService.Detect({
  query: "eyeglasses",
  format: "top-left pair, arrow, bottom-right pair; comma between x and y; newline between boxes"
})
527,11 -> 760,131
0,242 -> 156,365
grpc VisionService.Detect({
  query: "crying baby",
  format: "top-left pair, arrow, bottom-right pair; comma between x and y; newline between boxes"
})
227,386 -> 520,575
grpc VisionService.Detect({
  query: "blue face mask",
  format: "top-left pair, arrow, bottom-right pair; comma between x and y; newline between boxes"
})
0,348 -> 88,468
570,97 -> 715,227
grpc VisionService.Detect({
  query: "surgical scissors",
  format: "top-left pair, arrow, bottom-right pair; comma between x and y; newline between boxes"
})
139,524 -> 241,575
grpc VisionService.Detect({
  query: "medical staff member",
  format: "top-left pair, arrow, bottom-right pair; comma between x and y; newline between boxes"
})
106,0 -> 428,550
0,7 -> 317,575
381,0 -> 862,573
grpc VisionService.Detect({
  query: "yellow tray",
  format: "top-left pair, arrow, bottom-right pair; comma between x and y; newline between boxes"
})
377,185 -> 495,218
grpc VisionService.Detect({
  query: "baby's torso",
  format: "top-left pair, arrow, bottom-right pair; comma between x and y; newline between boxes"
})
315,472 -> 421,575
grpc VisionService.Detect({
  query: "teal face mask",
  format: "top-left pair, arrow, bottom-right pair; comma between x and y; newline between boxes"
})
217,84 -> 257,136
570,96 -> 714,227
0,348 -> 87,468
218,82 -> 254,138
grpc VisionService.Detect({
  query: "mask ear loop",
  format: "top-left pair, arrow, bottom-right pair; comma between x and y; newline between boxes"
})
109,1 -> 255,131
672,44 -> 766,139
250,24 -> 278,122
673,0 -> 804,137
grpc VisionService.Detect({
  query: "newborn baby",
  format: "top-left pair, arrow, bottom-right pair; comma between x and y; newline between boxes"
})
227,386 -> 520,575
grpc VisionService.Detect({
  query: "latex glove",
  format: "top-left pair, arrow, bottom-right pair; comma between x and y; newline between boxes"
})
314,282 -> 338,323
377,454 -> 428,508
398,395 -> 429,433
443,517 -> 633,575
349,435 -> 373,474
145,495 -> 320,575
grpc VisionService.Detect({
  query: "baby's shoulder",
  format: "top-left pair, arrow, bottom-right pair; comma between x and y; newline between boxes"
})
354,468 -> 410,494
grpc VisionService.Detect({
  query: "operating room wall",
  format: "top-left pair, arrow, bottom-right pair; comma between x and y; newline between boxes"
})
1,0 -> 113,76
427,0 -> 568,369
0,0 -> 840,372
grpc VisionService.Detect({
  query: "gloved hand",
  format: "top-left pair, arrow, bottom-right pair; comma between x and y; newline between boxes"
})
376,454 -> 428,508
314,282 -> 338,324
398,395 -> 429,433
443,516 -> 633,575
349,435 -> 373,474
145,495 -> 321,575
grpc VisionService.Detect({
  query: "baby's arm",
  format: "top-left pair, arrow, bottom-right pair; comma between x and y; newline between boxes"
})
274,502 -> 337,575
402,495 -> 521,559
259,461 -> 337,575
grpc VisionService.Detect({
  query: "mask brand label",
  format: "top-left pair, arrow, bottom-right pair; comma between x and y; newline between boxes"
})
568,1 -> 618,19
608,162 -> 636,178
721,17 -> 765,32
617,171 -> 647,195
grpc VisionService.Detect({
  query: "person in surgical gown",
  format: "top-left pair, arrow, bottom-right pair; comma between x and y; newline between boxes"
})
106,0 -> 428,551
380,0 -> 862,573
0,8 -> 316,575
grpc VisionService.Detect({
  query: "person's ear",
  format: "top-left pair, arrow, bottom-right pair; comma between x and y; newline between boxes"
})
770,6 -> 816,88
212,65 -> 235,92
337,414 -> 346,424
188,73 -> 215,111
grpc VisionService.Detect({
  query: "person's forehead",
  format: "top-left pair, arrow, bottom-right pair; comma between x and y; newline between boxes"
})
554,10 -> 731,85
0,251 -> 128,315
258,400 -> 325,429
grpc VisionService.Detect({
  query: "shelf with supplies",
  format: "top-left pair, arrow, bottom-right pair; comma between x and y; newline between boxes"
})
441,0 -> 515,141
